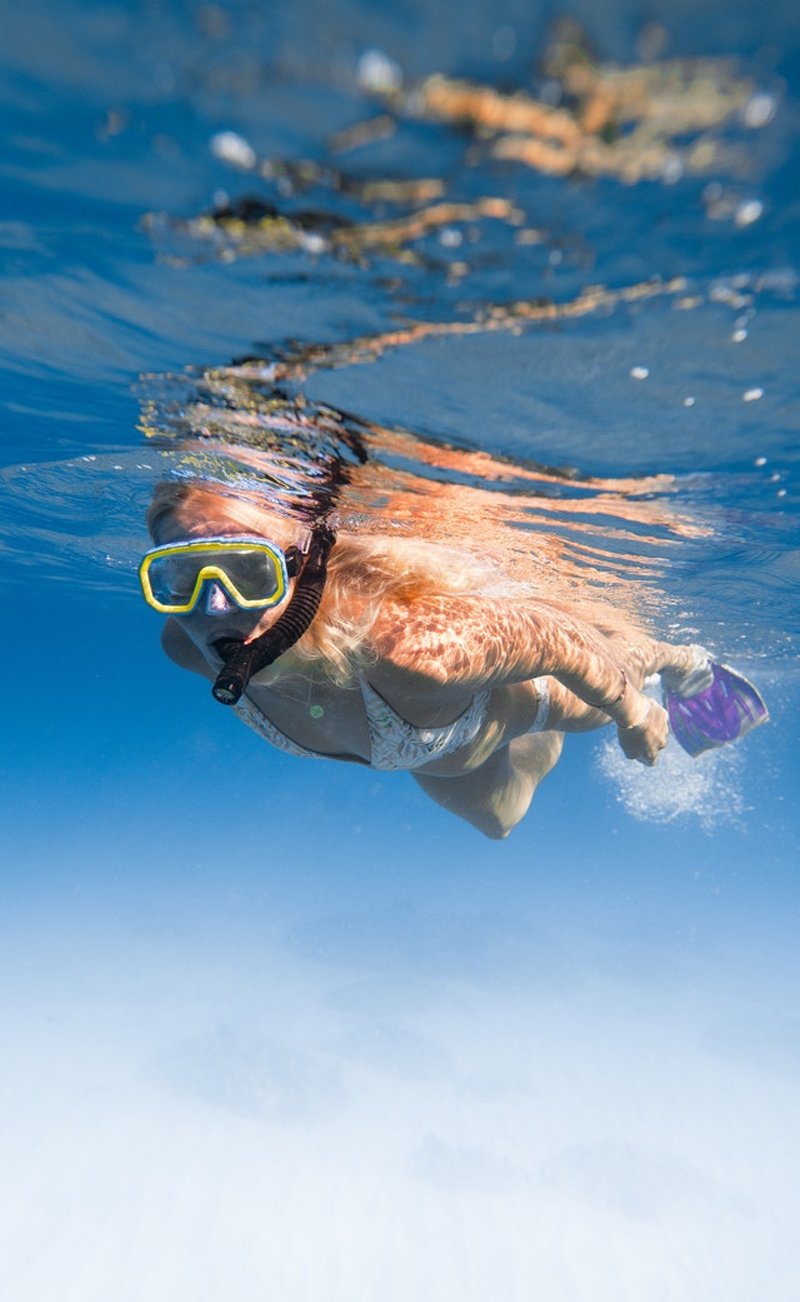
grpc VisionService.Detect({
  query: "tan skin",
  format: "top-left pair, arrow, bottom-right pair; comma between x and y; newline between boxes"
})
155,504 -> 698,839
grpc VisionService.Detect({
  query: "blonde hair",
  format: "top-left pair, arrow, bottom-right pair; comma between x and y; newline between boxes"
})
147,481 -> 498,685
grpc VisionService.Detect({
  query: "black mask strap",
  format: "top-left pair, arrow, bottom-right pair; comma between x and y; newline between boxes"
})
211,524 -> 336,705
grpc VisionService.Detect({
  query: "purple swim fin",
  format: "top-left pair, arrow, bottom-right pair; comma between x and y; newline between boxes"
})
663,661 -> 769,758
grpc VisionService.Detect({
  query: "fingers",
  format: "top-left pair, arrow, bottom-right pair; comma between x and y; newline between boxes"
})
616,699 -> 669,765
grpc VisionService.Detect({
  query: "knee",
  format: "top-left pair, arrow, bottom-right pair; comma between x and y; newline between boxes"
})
473,808 -> 518,840
481,822 -> 512,841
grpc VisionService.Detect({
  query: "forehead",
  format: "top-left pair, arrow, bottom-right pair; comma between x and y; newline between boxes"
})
156,493 -> 285,543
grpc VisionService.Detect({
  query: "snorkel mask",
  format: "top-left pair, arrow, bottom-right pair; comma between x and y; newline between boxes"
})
138,526 -> 336,705
138,535 -> 303,614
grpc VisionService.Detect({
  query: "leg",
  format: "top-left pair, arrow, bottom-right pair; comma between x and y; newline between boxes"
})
413,731 -> 564,839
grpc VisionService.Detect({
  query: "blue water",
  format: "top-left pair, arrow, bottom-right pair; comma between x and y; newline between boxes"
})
2,2 -> 799,1298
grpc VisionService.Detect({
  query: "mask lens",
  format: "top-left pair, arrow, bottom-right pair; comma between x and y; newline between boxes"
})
144,542 -> 285,611
147,553 -> 199,606
224,548 -> 281,601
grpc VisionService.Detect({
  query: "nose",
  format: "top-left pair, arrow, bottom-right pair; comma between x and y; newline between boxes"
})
204,580 -> 235,616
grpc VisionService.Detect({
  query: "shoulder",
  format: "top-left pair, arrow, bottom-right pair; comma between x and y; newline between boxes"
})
371,594 -> 479,677
369,592 -> 550,696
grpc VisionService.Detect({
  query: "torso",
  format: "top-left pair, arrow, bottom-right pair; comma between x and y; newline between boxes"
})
240,666 -> 542,774
245,670 -> 373,760
162,609 -> 545,775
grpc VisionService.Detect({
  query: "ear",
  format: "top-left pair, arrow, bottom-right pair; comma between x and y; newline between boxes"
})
160,618 -> 216,681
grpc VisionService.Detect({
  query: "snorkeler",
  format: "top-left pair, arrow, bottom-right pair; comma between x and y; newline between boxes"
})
139,481 -> 767,839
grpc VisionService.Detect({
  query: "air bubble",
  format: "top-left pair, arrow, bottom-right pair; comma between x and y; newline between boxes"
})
735,199 -> 763,227
743,93 -> 777,129
358,49 -> 402,93
210,131 -> 257,170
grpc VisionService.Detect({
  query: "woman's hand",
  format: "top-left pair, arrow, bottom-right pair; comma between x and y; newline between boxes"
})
616,695 -> 669,765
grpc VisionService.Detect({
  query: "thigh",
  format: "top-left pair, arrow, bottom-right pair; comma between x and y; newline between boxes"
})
413,733 -> 562,839
413,747 -> 520,838
414,680 -> 544,778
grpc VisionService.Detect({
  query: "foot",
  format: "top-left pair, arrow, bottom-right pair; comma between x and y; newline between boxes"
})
662,660 -> 769,757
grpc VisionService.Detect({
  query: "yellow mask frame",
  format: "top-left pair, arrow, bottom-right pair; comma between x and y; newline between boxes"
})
138,536 -> 291,614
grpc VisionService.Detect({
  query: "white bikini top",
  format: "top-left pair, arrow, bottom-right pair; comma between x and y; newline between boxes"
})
233,677 -> 491,772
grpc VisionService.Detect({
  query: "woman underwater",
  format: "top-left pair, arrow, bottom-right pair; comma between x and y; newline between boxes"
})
134,31 -> 773,838
139,442 -> 767,839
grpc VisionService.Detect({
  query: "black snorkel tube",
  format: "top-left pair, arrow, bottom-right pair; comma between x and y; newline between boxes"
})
211,524 -> 336,706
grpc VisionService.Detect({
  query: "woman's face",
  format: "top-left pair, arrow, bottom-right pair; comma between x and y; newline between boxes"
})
156,497 -> 303,659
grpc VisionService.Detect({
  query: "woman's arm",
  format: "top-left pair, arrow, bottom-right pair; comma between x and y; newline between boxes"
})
372,594 -> 666,760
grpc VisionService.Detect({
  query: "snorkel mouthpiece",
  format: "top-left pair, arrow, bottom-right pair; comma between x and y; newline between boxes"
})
211,525 -> 335,706
211,641 -> 259,705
